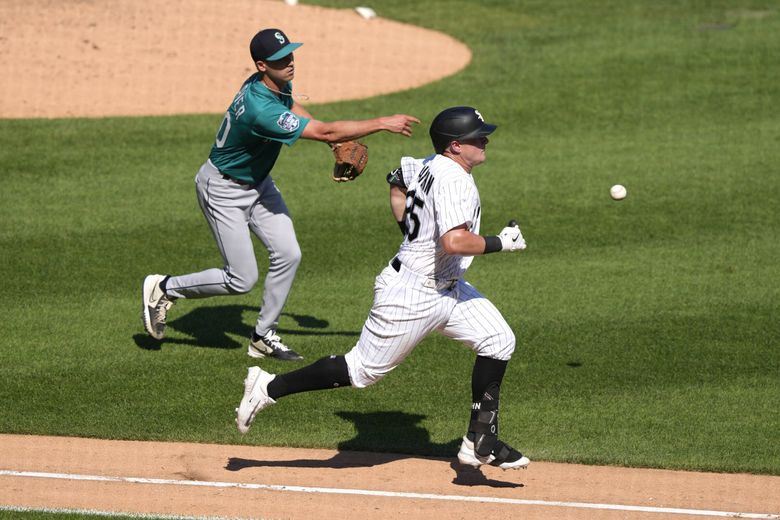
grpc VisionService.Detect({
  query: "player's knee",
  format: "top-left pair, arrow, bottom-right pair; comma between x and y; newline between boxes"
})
272,242 -> 302,269
497,326 -> 516,360
358,366 -> 387,387
478,326 -> 515,361
225,266 -> 259,294
344,351 -> 390,389
348,363 -> 387,388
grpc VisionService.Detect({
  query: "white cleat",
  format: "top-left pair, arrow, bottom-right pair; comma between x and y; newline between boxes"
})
247,330 -> 303,361
236,366 -> 276,434
457,435 -> 530,470
142,274 -> 175,339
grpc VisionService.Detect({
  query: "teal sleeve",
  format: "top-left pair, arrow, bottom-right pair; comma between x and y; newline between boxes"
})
251,107 -> 310,146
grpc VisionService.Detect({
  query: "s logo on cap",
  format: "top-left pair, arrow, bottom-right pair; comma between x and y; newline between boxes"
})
275,32 -> 286,44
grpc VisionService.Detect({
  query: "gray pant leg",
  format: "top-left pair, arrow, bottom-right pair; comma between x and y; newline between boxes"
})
165,161 -> 260,299
249,175 -> 301,335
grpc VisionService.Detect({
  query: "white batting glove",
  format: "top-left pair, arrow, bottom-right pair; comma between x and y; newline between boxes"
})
498,224 -> 526,252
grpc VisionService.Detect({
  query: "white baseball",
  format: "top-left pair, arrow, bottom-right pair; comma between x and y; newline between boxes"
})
355,6 -> 377,19
610,184 -> 627,201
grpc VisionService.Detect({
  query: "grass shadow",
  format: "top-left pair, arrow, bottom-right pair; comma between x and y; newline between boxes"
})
134,304 -> 359,350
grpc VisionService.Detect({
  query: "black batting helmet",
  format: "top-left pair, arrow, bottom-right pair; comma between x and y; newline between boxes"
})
429,106 -> 497,154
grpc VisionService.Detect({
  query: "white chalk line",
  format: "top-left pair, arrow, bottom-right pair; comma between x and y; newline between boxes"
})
1,470 -> 778,519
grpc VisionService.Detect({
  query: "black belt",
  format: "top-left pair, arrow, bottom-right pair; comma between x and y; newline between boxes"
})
391,257 -> 401,272
222,174 -> 253,186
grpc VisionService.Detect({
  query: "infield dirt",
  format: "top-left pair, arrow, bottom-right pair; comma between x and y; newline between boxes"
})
0,0 -> 470,118
2,434 -> 779,519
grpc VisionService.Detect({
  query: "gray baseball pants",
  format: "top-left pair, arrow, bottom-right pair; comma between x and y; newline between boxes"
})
164,159 -> 301,336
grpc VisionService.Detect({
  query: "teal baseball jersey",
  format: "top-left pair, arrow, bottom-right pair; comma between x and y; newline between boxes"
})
209,74 -> 310,183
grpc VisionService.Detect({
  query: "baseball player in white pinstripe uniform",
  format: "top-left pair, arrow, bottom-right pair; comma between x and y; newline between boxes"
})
235,106 -> 530,470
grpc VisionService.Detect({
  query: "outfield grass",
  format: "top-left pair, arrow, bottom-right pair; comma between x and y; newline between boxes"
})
0,0 -> 778,476
0,510 -> 183,520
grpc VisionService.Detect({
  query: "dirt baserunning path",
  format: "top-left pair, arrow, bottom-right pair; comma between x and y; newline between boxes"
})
1,434 -> 779,519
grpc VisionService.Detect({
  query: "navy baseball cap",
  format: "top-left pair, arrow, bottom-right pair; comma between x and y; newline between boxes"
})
250,28 -> 302,62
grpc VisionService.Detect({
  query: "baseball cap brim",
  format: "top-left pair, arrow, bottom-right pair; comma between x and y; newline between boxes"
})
265,42 -> 303,61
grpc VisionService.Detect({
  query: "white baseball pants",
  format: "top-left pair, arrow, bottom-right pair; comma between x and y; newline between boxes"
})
345,260 -> 515,388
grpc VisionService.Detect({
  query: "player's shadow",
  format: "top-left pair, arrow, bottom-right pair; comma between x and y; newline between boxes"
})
133,304 -> 358,350
225,411 -> 522,488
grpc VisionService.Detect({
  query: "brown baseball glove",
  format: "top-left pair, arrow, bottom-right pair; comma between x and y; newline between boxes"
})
331,140 -> 368,182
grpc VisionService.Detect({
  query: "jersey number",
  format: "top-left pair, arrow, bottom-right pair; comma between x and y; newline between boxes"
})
215,112 -> 231,148
404,190 -> 425,241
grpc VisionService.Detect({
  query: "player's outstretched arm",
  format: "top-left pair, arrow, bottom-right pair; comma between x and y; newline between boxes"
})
441,222 -> 526,256
300,114 -> 419,144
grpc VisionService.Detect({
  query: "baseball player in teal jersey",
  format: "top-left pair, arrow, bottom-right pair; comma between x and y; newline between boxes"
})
142,28 -> 419,360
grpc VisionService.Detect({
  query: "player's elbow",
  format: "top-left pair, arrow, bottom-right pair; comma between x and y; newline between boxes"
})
301,120 -> 335,143
440,234 -> 461,255
440,227 -> 472,255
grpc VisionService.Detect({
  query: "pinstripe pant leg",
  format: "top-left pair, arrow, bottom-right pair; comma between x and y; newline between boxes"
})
438,280 -> 515,361
345,266 -> 455,388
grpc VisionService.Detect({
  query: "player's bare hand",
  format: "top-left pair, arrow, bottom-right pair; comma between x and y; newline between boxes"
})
382,114 -> 421,137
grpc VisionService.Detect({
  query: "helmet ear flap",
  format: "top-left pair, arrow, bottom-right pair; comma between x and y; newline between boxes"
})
433,137 -> 451,154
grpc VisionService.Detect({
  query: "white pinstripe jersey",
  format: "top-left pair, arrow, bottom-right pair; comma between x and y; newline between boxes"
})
395,154 -> 482,280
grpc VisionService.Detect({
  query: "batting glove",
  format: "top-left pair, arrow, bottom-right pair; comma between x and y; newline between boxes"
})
498,224 -> 526,252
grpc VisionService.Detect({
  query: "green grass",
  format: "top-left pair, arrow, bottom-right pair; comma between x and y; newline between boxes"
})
0,510 -> 222,520
1,0 -> 778,476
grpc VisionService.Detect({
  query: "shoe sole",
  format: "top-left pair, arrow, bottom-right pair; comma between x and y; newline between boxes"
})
141,275 -> 163,340
247,344 -> 303,361
457,453 -> 530,470
278,354 -> 304,361
247,345 -> 269,359
458,455 -> 530,470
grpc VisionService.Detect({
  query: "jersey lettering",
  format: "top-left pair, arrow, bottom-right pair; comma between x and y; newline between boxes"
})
418,165 -> 435,195
232,84 -> 250,120
215,111 -> 231,148
404,189 -> 425,242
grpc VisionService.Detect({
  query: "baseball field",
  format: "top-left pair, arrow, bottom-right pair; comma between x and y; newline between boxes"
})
1,0 -> 779,519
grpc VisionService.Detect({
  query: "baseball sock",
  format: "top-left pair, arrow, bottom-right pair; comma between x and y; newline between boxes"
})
471,355 -> 508,402
159,275 -> 170,294
468,356 -> 508,456
266,355 -> 351,400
